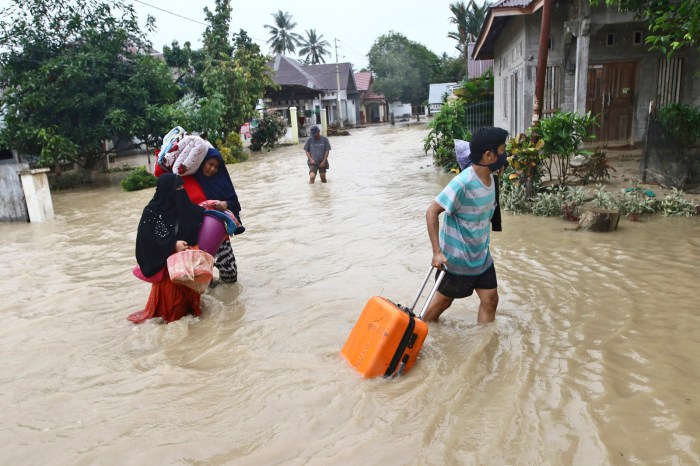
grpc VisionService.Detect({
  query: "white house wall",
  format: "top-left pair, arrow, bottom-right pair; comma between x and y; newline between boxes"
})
389,102 -> 412,117
493,15 -> 531,136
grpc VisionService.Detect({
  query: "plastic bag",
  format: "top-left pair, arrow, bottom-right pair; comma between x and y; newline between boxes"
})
167,249 -> 214,294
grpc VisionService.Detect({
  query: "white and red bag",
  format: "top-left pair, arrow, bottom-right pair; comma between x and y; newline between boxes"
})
167,249 -> 214,294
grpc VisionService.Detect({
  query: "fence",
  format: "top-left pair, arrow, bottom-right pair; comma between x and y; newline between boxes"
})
463,99 -> 494,133
642,114 -> 700,190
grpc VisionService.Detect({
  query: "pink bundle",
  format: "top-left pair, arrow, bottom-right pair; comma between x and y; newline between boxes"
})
167,249 -> 215,294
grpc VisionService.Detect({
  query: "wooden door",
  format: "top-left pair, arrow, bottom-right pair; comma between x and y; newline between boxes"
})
586,62 -> 637,147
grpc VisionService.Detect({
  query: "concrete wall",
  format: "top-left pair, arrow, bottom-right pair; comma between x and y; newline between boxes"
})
492,4 -> 699,144
0,164 -> 29,222
389,102 -> 412,117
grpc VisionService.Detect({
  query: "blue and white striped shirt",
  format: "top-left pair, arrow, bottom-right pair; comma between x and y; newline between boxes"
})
435,166 -> 495,276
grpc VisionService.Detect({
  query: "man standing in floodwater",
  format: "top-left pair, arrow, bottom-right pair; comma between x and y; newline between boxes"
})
304,126 -> 331,184
423,127 -> 509,324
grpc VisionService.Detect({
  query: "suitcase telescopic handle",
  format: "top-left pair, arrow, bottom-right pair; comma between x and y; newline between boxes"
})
408,265 -> 447,320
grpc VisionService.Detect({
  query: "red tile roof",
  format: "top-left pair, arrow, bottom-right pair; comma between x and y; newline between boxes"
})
354,71 -> 373,91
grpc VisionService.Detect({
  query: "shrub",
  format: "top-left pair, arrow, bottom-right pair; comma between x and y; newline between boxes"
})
423,100 -> 470,172
571,149 -> 615,185
504,132 -> 545,196
120,166 -> 157,192
660,188 -> 697,216
500,181 -> 532,214
217,132 -> 248,164
617,184 -> 659,220
250,111 -> 288,152
538,111 -> 598,186
592,184 -> 617,209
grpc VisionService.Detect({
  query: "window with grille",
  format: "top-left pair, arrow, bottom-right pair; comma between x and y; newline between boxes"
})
544,65 -> 560,112
656,58 -> 683,107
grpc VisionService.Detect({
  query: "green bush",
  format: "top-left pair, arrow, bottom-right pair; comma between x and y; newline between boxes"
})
538,111 -> 598,186
250,111 -> 288,152
503,132 -> 545,196
423,100 -> 470,172
617,184 -> 660,220
660,188 -> 697,216
499,181 -> 532,214
571,149 -> 615,185
217,132 -> 248,164
120,166 -> 157,192
592,184 -> 617,210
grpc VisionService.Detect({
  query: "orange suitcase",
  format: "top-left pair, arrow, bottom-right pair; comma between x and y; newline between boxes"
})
341,266 -> 445,378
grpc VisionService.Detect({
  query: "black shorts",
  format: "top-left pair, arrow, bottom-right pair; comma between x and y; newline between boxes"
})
436,264 -> 498,299
308,161 -> 328,174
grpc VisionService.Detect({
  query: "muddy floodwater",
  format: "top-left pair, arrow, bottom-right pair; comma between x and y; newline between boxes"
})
1,124 -> 699,465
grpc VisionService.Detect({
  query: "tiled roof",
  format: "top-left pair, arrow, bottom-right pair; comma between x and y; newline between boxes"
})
354,71 -> 372,91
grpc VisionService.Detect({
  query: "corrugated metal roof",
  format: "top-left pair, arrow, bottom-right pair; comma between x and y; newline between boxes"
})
492,0 -> 532,7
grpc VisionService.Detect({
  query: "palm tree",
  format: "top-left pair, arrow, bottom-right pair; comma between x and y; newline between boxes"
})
448,0 -> 489,78
264,10 -> 303,55
299,29 -> 331,64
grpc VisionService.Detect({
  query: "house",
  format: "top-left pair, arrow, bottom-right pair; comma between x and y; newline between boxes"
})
265,55 -> 360,127
472,0 -> 700,147
354,71 -> 389,124
428,82 -> 460,113
303,62 -> 359,126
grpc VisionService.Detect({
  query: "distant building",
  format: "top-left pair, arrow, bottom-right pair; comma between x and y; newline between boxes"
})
428,82 -> 460,113
265,55 -> 359,126
354,71 -> 389,123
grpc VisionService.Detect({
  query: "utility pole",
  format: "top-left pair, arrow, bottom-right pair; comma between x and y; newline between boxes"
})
531,0 -> 554,135
335,38 -> 344,129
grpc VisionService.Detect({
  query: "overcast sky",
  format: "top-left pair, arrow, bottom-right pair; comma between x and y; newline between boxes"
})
130,0 -> 476,70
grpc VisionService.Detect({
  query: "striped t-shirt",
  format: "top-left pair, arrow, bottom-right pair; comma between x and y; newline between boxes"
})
435,166 -> 495,276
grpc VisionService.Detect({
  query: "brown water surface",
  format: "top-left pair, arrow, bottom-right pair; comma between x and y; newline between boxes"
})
1,124 -> 699,465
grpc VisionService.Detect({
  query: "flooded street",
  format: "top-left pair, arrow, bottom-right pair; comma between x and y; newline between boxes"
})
1,123 -> 699,465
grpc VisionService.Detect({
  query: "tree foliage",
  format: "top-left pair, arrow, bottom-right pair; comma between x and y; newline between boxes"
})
448,0 -> 489,78
595,0 -> 700,55
163,1 -> 275,142
367,32 -> 439,106
0,0 -> 178,169
299,29 -> 331,64
264,10 -> 303,55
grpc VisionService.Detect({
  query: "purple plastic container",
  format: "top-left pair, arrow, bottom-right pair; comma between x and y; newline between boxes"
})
198,214 -> 227,256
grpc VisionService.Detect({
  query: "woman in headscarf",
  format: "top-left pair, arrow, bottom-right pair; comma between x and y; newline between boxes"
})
191,147 -> 244,284
128,173 -> 206,323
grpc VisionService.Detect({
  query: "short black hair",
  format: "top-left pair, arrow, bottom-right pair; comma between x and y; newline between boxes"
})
469,127 -> 509,164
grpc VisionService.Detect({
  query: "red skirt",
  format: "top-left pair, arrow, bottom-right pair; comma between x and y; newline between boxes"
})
128,270 -> 202,324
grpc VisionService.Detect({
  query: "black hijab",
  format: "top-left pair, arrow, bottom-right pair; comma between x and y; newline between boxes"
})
135,174 -> 205,277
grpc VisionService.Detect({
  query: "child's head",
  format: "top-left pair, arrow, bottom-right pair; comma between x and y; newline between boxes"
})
469,127 -> 509,165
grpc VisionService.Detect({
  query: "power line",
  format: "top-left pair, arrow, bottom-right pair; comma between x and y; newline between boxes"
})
132,0 -> 269,46
132,0 -> 208,27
